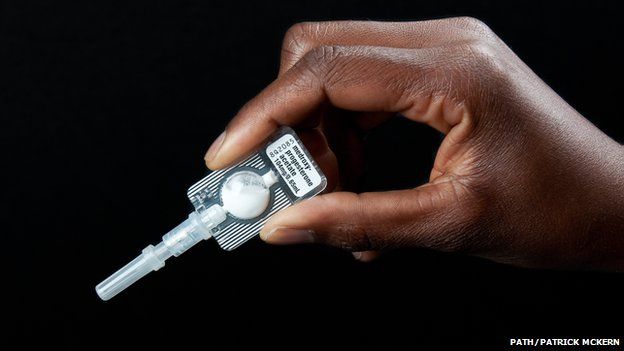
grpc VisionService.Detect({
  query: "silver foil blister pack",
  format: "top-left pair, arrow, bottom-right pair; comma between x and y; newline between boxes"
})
187,127 -> 327,250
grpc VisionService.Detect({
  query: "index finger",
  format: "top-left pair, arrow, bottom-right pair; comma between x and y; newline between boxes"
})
204,45 -> 458,169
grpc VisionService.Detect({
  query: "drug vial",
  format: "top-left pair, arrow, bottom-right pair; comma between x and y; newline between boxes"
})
96,127 -> 326,301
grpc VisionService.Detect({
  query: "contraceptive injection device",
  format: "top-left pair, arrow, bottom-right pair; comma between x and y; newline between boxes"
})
96,127 -> 326,300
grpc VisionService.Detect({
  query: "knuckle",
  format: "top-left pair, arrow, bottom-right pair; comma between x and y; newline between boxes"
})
409,177 -> 488,253
446,16 -> 499,47
453,39 -> 506,89
314,192 -> 377,251
453,16 -> 493,36
325,223 -> 374,251
282,22 -> 309,53
308,45 -> 342,65
436,18 -> 506,92
282,21 -> 328,57
465,40 -> 498,65
298,45 -> 344,80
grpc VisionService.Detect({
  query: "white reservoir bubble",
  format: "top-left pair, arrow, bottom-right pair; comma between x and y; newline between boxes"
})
221,170 -> 271,219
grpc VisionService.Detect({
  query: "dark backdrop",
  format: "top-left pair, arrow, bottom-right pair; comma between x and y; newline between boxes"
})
3,0 -> 623,349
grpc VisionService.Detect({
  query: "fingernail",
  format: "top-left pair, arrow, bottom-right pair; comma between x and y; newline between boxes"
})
261,228 -> 315,245
352,252 -> 363,260
205,131 -> 226,163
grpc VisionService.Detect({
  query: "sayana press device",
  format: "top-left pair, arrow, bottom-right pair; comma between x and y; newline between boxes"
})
96,127 -> 327,300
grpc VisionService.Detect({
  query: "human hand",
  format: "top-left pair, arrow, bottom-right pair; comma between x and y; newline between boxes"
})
204,18 -> 624,270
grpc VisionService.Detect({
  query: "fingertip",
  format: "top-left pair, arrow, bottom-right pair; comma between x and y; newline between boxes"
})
260,227 -> 316,245
260,196 -> 330,242
262,200 -> 312,233
204,131 -> 226,167
204,132 -> 254,170
203,156 -> 221,171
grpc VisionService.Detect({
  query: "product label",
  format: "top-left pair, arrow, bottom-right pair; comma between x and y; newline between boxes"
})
266,134 -> 322,197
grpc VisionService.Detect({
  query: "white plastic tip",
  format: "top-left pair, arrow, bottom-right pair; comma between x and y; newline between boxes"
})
96,211 -> 223,301
96,243 -> 170,301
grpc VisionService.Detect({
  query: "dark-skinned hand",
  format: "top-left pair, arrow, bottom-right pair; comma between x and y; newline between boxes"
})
205,18 -> 624,270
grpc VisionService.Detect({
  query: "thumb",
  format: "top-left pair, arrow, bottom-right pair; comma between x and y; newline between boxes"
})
259,179 -> 482,252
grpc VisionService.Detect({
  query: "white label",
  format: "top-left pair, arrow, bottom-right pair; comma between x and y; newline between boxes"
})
266,134 -> 322,197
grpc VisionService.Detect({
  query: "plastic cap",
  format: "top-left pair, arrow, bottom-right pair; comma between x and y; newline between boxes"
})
96,206 -> 226,301
96,243 -> 170,300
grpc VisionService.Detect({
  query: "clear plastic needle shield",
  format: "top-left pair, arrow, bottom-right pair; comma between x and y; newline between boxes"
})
96,127 -> 326,300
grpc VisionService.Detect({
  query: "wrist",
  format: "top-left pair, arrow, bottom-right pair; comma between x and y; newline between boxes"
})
584,142 -> 624,271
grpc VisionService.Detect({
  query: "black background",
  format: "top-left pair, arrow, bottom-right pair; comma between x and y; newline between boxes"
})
3,0 -> 623,349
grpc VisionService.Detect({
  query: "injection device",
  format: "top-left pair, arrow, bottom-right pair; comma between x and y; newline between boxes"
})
96,127 -> 326,300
